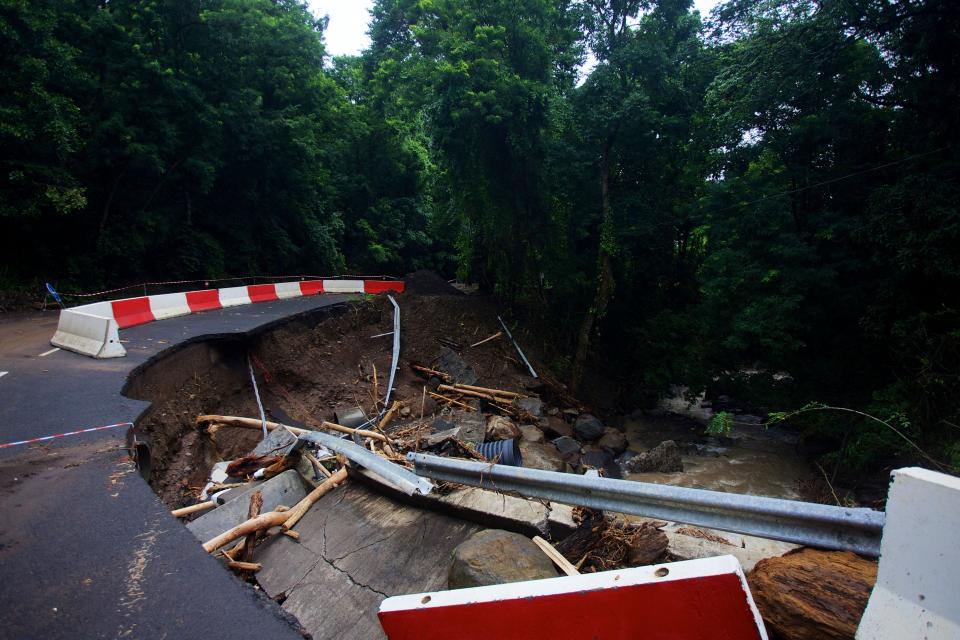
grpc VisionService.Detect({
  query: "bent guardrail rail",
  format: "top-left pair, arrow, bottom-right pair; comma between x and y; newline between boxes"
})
407,453 -> 886,556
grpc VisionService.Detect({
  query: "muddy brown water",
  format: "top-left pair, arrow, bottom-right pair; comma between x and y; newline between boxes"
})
623,416 -> 816,500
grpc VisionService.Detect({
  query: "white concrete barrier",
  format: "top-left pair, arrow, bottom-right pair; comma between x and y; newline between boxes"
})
274,282 -> 302,299
217,286 -> 251,308
857,467 -> 960,639
322,279 -> 364,293
51,310 -> 125,358
148,292 -> 191,321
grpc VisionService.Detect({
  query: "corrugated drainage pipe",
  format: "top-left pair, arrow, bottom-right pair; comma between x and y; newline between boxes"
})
476,438 -> 523,467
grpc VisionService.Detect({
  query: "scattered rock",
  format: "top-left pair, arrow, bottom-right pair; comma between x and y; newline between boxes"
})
573,414 -> 605,441
399,406 -> 412,418
448,529 -> 559,589
486,415 -> 521,441
581,447 -> 622,479
540,416 -> 573,438
562,408 -> 580,419
552,436 -> 581,457
625,522 -> 669,566
748,548 -> 878,640
623,440 -> 683,473
547,407 -> 559,416
515,397 -> 543,418
436,346 -> 478,385
597,428 -> 628,455
519,425 -> 546,444
519,441 -> 568,472
429,410 -> 485,446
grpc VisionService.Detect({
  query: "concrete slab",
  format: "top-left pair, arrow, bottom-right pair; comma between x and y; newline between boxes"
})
187,469 -> 308,544
256,482 -> 481,640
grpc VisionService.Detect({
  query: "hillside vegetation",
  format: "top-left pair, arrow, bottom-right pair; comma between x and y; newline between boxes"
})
2,0 -> 958,477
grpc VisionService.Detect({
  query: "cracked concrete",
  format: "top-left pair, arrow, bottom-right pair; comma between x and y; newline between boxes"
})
255,482 -> 481,639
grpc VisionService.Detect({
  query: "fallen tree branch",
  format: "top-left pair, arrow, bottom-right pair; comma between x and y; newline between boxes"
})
227,560 -> 261,573
452,383 -> 524,398
241,491 -> 263,564
203,511 -> 289,553
282,467 -> 349,531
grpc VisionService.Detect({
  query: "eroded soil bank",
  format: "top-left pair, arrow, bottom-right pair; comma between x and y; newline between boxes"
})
126,276 -> 819,511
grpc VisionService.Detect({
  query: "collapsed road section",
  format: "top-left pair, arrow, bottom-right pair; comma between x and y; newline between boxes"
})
123,271 -> 957,640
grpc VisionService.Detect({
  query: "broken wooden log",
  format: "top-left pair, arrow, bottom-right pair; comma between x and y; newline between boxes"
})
282,467 -> 349,531
226,454 -> 284,478
171,501 -> 216,518
748,548 -> 878,640
227,560 -> 262,573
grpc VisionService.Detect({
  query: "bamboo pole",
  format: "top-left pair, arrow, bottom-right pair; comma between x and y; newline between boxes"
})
171,501 -> 216,518
437,385 -> 498,402
452,383 -> 524,398
198,414 -> 391,444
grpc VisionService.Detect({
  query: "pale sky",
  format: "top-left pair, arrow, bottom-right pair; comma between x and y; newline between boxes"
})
309,1 -> 723,58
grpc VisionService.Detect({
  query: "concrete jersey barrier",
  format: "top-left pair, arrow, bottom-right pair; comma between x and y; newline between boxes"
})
51,278 -> 404,359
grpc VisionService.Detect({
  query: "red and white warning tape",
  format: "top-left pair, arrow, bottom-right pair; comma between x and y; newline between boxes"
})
0,422 -> 133,450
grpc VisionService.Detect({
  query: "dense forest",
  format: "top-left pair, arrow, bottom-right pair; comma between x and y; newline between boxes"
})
2,0 -> 958,478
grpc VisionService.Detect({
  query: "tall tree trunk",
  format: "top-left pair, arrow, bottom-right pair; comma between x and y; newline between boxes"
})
571,148 -> 616,391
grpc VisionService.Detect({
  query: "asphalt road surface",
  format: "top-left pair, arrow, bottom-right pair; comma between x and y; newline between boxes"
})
0,295 -> 349,639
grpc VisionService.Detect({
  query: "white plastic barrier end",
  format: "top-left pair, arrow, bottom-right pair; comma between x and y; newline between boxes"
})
51,310 -> 126,359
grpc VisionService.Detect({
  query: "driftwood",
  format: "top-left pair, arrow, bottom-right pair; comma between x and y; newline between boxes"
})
282,467 -> 349,531
171,501 -> 216,518
532,536 -> 579,576
470,331 -> 502,348
241,491 -> 263,564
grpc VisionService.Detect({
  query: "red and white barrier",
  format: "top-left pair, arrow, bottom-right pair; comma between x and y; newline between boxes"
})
51,279 -> 404,359
378,555 -> 767,640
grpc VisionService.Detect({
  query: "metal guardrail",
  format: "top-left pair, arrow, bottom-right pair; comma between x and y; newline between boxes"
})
296,431 -> 433,496
407,453 -> 885,556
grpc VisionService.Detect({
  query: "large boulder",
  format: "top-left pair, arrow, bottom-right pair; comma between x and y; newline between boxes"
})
623,440 -> 683,473
519,441 -> 567,472
597,428 -> 628,455
486,415 -> 521,441
573,414 -> 605,441
748,548 -> 878,640
449,529 -> 559,589
519,425 -> 546,444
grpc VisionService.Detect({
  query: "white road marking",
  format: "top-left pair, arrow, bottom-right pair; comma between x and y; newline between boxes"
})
0,371 -> 8,379
38,347 -> 61,357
